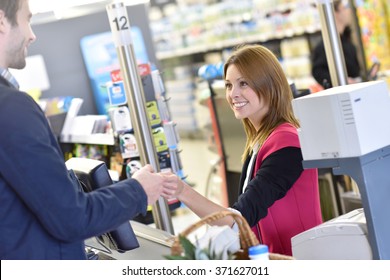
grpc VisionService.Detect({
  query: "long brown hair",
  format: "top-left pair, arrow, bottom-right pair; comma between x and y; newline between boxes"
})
223,44 -> 300,161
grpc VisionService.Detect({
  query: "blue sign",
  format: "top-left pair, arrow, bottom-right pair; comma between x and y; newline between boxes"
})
80,27 -> 149,115
108,81 -> 127,106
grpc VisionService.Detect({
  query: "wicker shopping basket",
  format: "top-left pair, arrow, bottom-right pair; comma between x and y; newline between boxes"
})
170,210 -> 293,260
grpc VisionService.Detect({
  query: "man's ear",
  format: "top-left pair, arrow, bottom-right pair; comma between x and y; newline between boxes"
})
0,10 -> 9,34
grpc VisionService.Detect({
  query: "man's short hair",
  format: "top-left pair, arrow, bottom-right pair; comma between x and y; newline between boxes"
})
0,0 -> 22,26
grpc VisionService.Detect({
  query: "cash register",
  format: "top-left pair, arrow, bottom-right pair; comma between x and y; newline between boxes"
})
291,81 -> 390,259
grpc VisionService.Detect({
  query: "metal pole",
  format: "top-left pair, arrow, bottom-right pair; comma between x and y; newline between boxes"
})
316,0 -> 348,87
106,1 -> 174,234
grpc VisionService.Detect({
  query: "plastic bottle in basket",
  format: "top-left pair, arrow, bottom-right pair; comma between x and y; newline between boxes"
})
248,244 -> 269,260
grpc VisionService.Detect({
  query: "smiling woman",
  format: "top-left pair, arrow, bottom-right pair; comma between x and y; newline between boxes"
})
225,64 -> 269,131
161,44 -> 323,256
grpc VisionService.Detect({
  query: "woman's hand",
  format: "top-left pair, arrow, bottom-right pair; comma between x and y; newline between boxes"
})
160,172 -> 186,199
132,165 -> 179,205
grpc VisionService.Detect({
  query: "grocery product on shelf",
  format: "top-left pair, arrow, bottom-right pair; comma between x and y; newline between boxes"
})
355,0 -> 390,83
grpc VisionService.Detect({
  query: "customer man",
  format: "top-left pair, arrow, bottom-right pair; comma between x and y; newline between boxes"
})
0,0 -> 175,259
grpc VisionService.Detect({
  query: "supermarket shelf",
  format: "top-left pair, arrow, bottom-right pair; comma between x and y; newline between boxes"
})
61,133 -> 115,146
156,25 -> 321,60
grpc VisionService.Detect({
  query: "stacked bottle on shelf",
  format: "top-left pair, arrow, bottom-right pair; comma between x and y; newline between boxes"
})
150,0 -> 321,59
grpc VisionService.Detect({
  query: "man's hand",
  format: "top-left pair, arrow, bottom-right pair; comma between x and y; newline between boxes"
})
132,165 -> 178,205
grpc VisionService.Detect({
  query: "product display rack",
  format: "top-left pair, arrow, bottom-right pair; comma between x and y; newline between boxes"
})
107,65 -> 184,220
57,65 -> 185,224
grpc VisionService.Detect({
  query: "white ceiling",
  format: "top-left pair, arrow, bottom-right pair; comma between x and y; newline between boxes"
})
30,0 -> 108,14
30,0 -> 150,24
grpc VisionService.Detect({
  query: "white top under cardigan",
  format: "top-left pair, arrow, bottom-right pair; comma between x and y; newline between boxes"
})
228,143 -> 260,230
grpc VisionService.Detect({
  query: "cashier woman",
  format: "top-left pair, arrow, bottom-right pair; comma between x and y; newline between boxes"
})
162,45 -> 323,256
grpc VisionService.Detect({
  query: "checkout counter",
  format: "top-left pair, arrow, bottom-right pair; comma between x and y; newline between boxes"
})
68,81 -> 390,260
85,221 -> 174,260
66,157 -> 175,260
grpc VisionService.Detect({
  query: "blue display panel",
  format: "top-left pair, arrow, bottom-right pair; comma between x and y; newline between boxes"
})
80,27 -> 149,115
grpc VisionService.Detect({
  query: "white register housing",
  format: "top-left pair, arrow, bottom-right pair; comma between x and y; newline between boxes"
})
291,209 -> 372,259
292,81 -> 390,161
